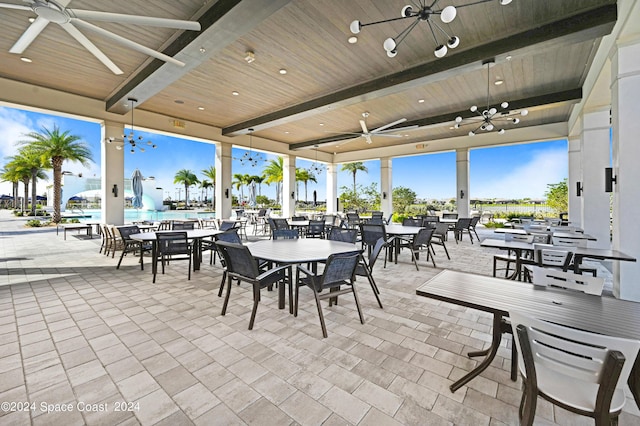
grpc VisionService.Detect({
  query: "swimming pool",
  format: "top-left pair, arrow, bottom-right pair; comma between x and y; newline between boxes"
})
76,209 -> 216,222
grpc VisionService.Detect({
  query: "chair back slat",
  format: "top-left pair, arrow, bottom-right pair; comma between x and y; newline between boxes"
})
327,227 -> 358,243
321,251 -> 361,289
215,229 -> 242,244
117,225 -> 140,240
157,232 -> 190,255
216,241 -> 260,279
172,222 -> 195,230
272,229 -> 299,239
505,233 -> 533,243
412,228 -> 435,248
510,311 -> 640,391
552,236 -> 588,248
531,266 -> 604,295
360,224 -> 387,246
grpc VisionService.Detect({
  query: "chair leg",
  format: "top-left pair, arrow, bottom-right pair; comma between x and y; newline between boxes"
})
217,271 -> 227,297
364,272 -> 383,308
248,283 -> 260,330
427,246 -> 437,268
351,283 -> 365,325
116,247 -> 127,269
311,287 -> 328,338
221,274 -> 232,315
411,250 -> 419,271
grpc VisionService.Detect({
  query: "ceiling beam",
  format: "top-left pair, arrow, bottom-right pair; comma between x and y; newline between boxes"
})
290,88 -> 583,150
106,0 -> 292,114
223,3 -> 616,136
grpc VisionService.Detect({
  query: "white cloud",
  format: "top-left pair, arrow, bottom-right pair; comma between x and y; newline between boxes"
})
473,148 -> 567,199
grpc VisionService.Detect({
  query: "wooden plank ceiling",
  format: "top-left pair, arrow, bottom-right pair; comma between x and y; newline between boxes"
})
0,0 -> 617,156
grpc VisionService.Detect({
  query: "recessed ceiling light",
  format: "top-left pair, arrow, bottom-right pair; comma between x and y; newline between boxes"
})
348,36 -> 358,44
279,68 -> 287,75
284,131 -> 290,134
28,17 -> 35,23
506,55 -> 512,61
174,100 -> 184,104
418,99 -> 425,103
20,57 -> 32,63
199,47 -> 206,53
197,106 -> 205,111
319,123 -> 324,126
232,91 -> 239,96
494,79 -> 504,85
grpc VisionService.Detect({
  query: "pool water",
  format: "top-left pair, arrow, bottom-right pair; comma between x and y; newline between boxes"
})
77,209 -> 216,222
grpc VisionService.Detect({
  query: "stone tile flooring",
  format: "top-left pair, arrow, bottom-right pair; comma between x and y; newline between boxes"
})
1,211 -> 639,425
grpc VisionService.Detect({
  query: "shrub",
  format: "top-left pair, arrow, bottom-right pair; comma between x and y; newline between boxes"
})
25,219 -> 43,227
483,222 -> 505,229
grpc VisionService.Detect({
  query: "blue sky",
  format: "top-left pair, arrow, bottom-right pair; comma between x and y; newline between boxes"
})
0,105 -> 567,201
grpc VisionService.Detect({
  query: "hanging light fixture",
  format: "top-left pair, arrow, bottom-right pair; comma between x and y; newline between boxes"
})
454,58 -> 528,136
308,145 -> 325,175
106,98 -> 156,153
239,128 -> 265,167
350,0 -> 513,58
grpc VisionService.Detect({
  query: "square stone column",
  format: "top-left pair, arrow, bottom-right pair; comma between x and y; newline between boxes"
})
215,142 -> 232,219
101,121 -> 124,225
580,108 -> 611,249
611,38 -> 640,300
567,136 -> 582,227
456,149 -> 470,217
283,155 -> 296,218
326,163 -> 338,214
380,157 -> 393,217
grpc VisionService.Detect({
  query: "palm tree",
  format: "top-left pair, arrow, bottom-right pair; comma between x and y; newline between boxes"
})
201,166 -> 216,208
341,162 -> 368,194
5,155 -> 31,213
233,173 -> 251,203
262,157 -> 283,204
296,168 -> 317,203
19,125 -> 92,222
18,147 -> 49,215
200,179 -> 212,207
1,161 -> 21,210
174,169 -> 199,207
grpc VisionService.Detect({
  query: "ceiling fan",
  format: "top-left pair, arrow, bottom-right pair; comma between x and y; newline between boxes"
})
1,0 -> 201,75
330,112 -> 418,145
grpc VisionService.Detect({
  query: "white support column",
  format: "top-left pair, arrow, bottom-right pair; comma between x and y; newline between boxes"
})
580,108 -> 611,250
283,155 -> 296,218
567,136 -> 582,227
215,142 -> 232,219
326,163 -> 338,214
611,38 -> 640,301
101,121 -> 124,225
456,149 -> 470,217
380,157 -> 392,217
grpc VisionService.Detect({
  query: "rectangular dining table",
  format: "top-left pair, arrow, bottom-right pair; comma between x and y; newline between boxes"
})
480,237 -> 636,279
130,229 -> 222,275
247,239 -> 359,311
416,269 -> 640,406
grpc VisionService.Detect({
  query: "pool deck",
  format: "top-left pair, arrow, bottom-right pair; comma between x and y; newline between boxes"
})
0,210 -> 637,425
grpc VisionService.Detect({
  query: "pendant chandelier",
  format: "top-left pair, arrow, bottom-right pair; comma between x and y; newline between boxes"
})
454,58 -> 528,136
350,0 -> 513,58
239,129 -> 265,167
308,145 -> 325,175
106,98 -> 156,153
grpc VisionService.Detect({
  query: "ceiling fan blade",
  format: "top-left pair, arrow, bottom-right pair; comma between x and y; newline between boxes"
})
371,134 -> 404,138
60,23 -> 123,74
371,118 -> 407,133
359,119 -> 369,134
376,125 -> 419,134
324,131 -> 365,136
71,18 -> 185,66
69,9 -> 201,31
0,3 -> 32,11
9,16 -> 49,53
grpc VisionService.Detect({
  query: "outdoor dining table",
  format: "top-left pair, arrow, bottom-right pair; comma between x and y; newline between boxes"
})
385,224 -> 424,263
494,227 -> 596,241
481,237 -> 636,279
130,229 -> 222,276
247,239 -> 359,311
416,269 -> 640,406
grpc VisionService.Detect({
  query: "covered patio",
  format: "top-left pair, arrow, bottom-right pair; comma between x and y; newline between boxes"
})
2,210 -> 638,425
